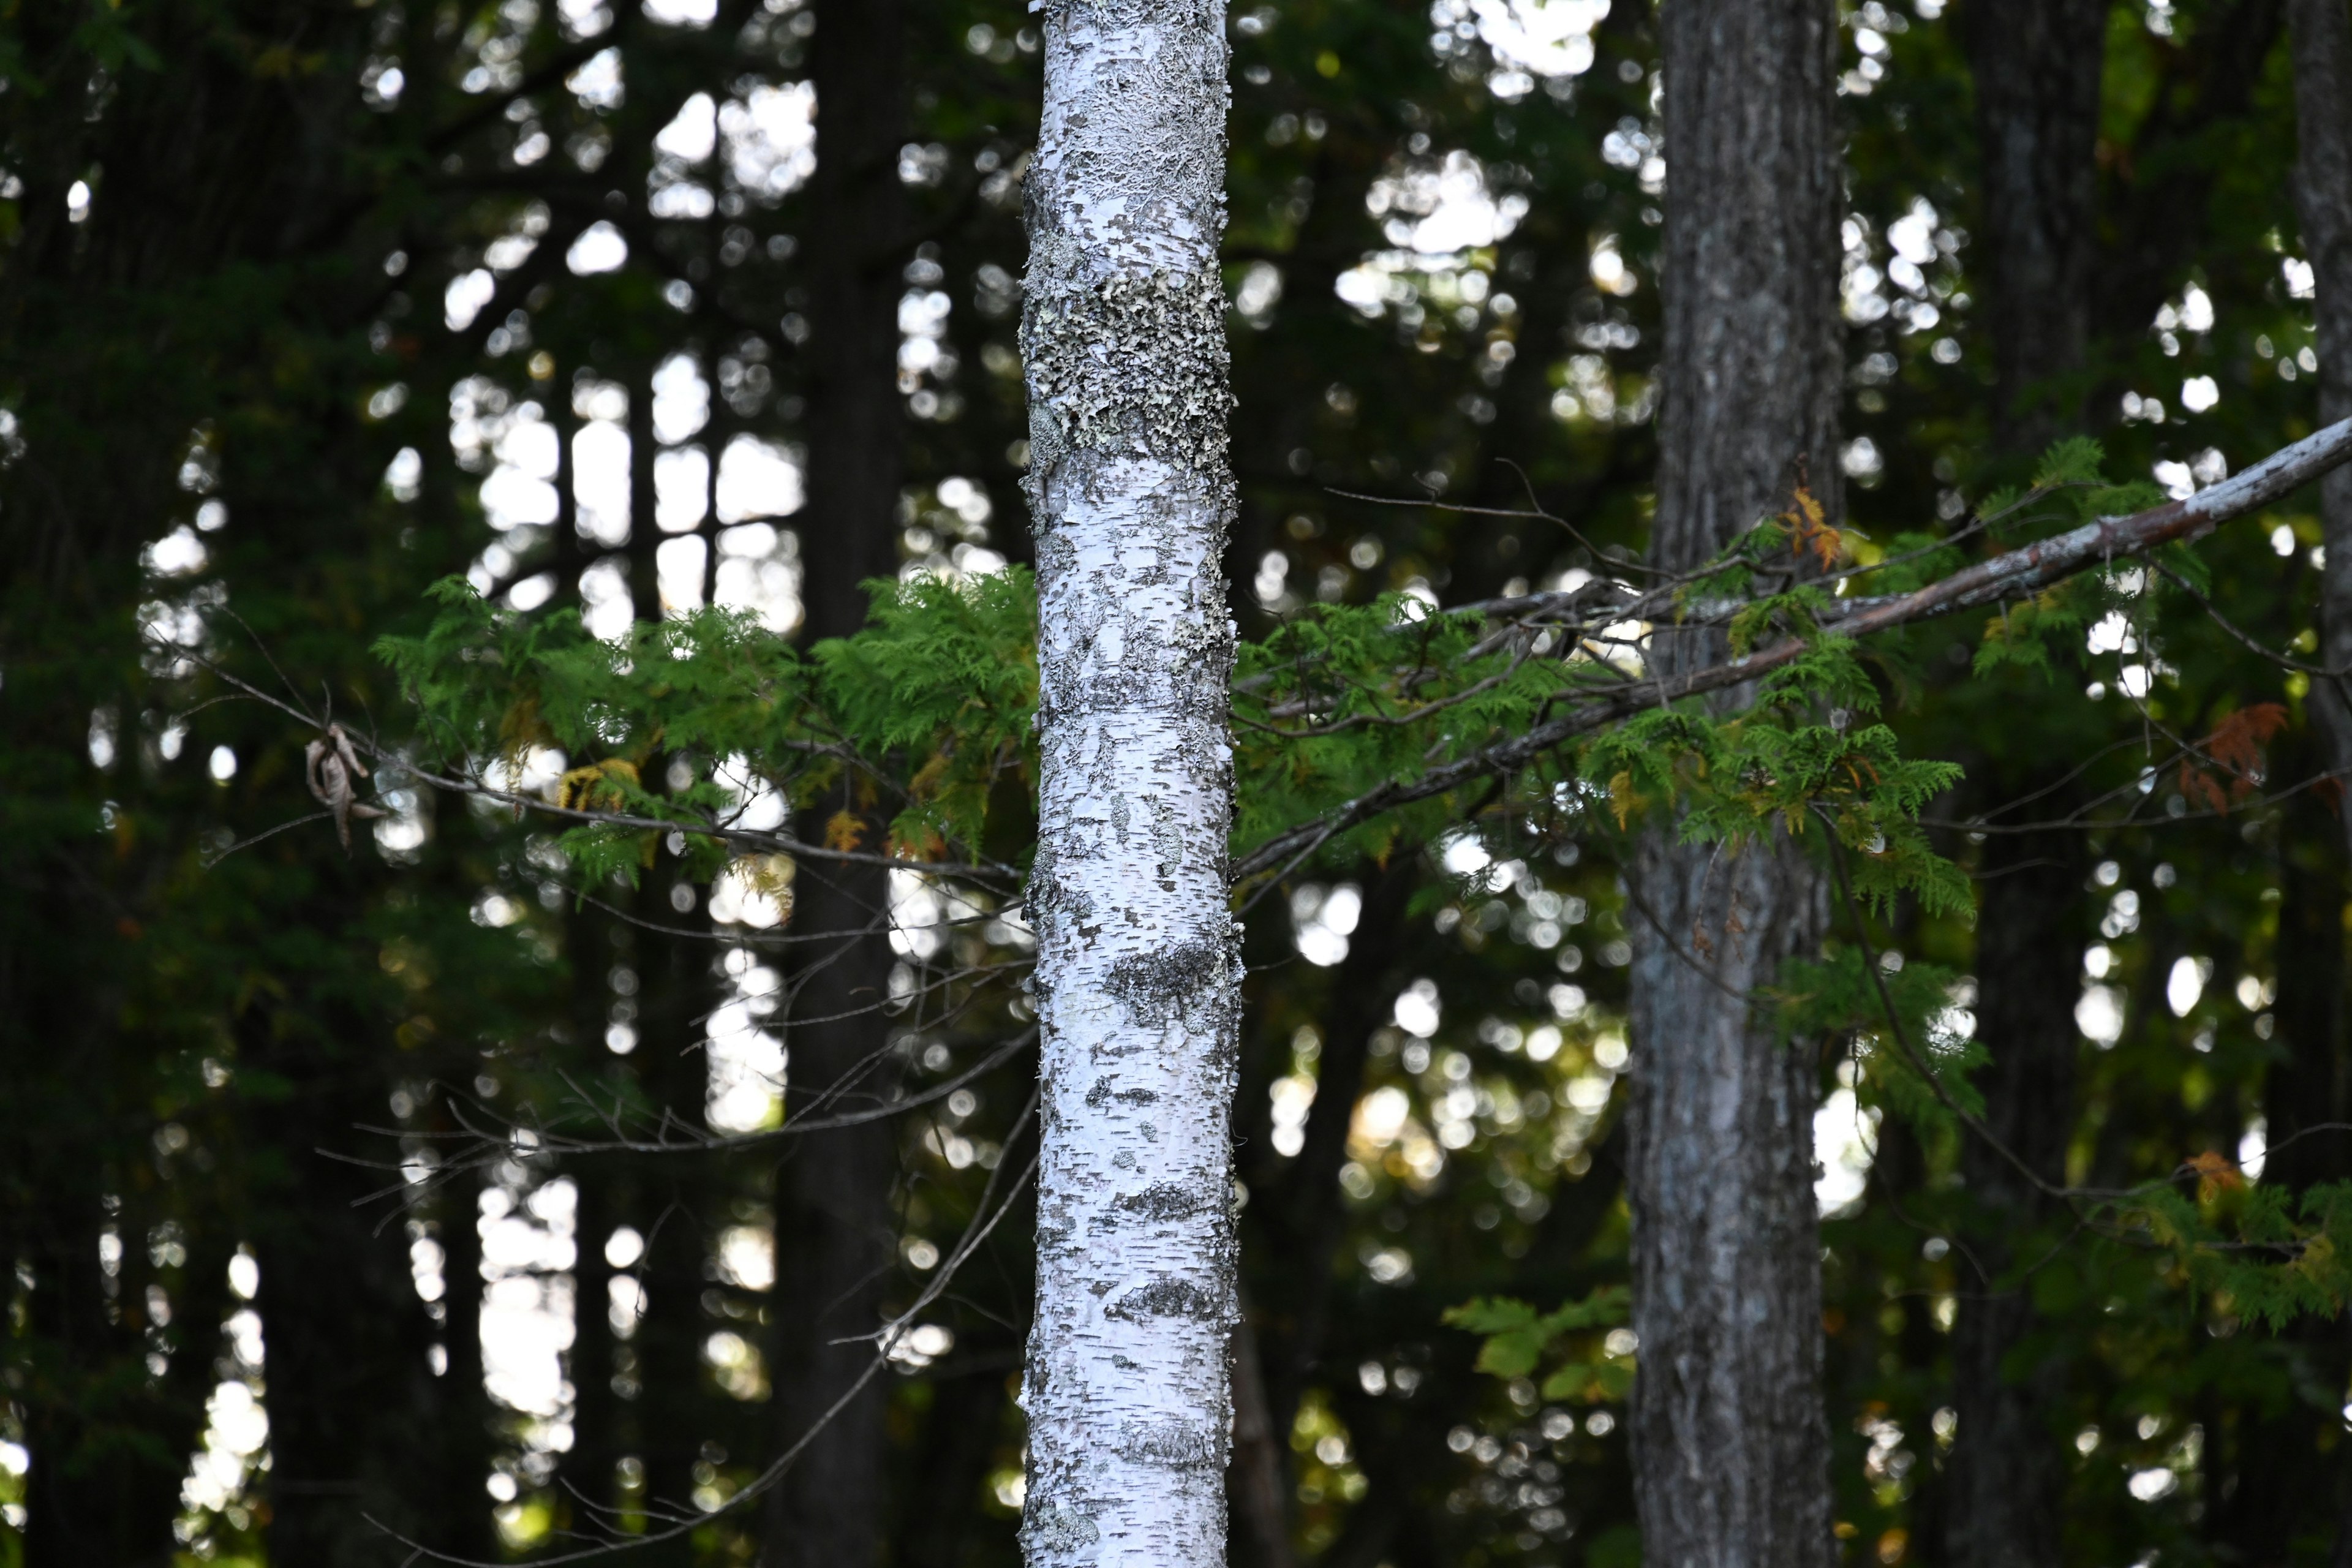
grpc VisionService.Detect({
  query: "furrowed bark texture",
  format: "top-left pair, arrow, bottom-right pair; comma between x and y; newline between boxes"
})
764,5 -> 910,1562
2291,0 -> 2352,851
1017,6 -> 1241,1568
1629,3 -> 1840,1566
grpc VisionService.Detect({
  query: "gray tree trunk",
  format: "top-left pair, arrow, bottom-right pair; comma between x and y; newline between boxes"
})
2291,0 -> 2352,852
1017,6 -> 1241,1568
1627,3 -> 1841,1566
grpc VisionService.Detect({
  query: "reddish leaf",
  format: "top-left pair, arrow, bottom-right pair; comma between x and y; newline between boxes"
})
2178,702 -> 2288,815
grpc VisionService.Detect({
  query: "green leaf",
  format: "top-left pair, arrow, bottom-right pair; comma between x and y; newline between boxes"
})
2034,435 -> 2106,489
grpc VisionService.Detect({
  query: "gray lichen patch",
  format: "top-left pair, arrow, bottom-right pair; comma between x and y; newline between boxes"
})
1112,1181 -> 1219,1222
1022,268 -> 1234,495
1102,935 -> 1231,1028
1104,1275 -> 1226,1323
1019,1501 -> 1102,1560
1114,1415 -> 1229,1472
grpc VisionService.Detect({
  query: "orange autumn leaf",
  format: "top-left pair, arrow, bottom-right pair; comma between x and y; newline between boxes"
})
2186,1149 -> 2244,1202
1782,484 -> 1840,568
2178,702 -> 2288,816
826,809 -> 867,853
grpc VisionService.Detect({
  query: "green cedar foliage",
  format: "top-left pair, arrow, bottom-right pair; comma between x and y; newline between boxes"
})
379,424 -> 2352,1458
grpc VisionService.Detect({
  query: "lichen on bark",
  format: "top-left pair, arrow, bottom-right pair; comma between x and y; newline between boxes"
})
1020,268 -> 1235,487
1015,6 -> 1243,1568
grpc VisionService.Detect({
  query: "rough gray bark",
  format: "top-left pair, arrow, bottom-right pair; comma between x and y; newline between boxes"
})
1958,0 -> 2107,454
1945,819 -> 2084,1568
1629,2 -> 1841,1566
1942,14 -> 2105,1567
762,4 -> 911,1564
2292,0 -> 2352,846
1016,6 -> 1241,1568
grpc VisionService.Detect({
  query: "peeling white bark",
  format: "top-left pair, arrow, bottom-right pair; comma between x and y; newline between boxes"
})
1016,7 -> 1241,1568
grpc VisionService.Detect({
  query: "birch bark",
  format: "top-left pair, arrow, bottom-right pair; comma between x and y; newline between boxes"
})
1627,3 -> 1841,1566
1016,6 -> 1240,1568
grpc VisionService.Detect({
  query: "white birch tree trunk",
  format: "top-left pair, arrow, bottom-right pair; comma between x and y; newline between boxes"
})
1016,6 -> 1240,1568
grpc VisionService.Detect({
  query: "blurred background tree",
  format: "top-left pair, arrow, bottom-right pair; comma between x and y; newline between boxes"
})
0,2 -> 2347,1567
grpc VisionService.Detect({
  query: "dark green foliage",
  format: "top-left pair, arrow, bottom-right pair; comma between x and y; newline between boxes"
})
1444,1287 -> 1633,1402
1785,949 -> 1989,1131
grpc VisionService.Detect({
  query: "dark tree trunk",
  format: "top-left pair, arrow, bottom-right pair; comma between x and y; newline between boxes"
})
2094,0 -> 2286,353
246,965 -> 451,1564
1945,816 -> 2085,1568
1957,0 -> 2107,454
1941,15 -> 2106,1566
627,886 -> 725,1567
2209,737 -> 2348,1562
2291,0 -> 2352,840
1259,858 -> 1419,1439
793,0 -> 910,640
1869,1118 -> 1948,1568
567,1140 -> 624,1533
6,831 -> 185,1568
893,1365 -> 1014,1568
631,358 -> 665,625
2262,759 -> 2350,1201
432,1159 -> 499,1564
17,1175 -> 188,1568
1224,859 -> 1415,1568
1227,1301 -> 1298,1568
553,365 -> 587,596
763,850 -> 898,1568
1627,3 -> 1841,1566
761,3 -> 910,1565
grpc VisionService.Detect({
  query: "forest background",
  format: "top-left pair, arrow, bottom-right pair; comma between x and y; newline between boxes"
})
4,1 -> 2351,1567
